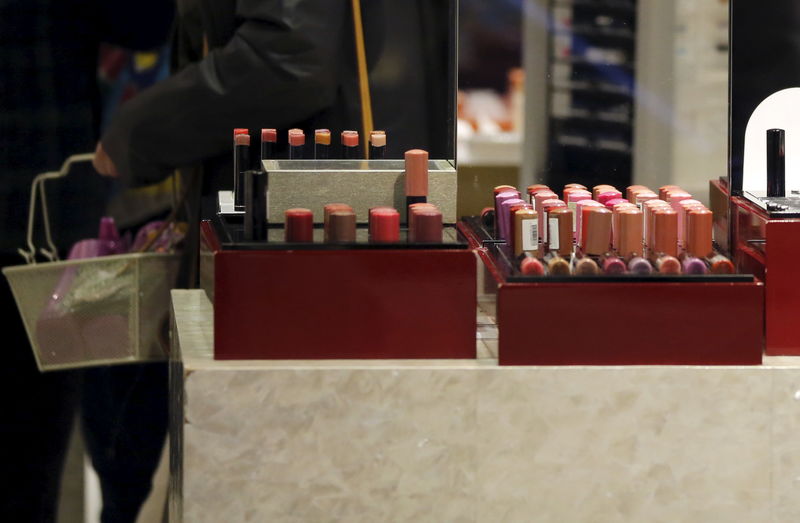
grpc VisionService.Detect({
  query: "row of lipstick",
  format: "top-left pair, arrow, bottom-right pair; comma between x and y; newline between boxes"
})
234,127 -> 387,164
492,182 -> 735,276
239,148 -> 438,243
283,202 -> 444,244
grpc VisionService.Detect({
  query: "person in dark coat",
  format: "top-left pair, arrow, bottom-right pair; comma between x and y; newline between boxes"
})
94,0 -> 454,197
0,1 -> 173,521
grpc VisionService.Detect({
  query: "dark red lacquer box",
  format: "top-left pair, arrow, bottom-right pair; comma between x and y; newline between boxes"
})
711,178 -> 800,355
200,218 -> 477,360
460,218 -> 764,365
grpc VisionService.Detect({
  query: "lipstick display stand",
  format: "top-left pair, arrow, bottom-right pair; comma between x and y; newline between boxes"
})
259,159 -> 458,223
201,212 -> 476,360
711,178 -> 800,356
460,217 -> 764,365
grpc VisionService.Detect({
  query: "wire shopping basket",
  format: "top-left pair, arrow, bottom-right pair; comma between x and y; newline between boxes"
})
2,154 -> 180,371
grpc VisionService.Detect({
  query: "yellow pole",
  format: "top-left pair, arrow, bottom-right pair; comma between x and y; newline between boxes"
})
351,0 -> 374,159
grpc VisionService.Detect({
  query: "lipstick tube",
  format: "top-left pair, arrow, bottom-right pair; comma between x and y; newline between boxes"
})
655,255 -> 682,274
370,208 -> 400,243
682,257 -> 708,275
526,184 -> 550,205
288,129 -> 305,159
520,253 -> 545,276
508,203 -> 533,252
324,203 -> 353,242
650,208 -> 679,259
685,208 -> 713,259
597,190 -> 623,206
767,128 -> 786,198
626,185 -> 652,202
369,130 -> 386,159
368,206 -> 395,238
592,184 -> 617,199
540,199 -> 567,253
233,132 -> 250,211
615,208 -> 644,259
412,208 -> 443,243
707,254 -> 735,274
500,198 -> 527,242
566,190 -> 593,239
328,210 -> 357,243
495,190 -> 521,239
408,203 -> 438,241
315,129 -> 331,160
600,255 -> 627,274
546,254 -> 573,276
285,208 -> 313,242
627,257 -> 653,275
342,130 -> 360,159
261,128 -> 277,161
546,207 -> 574,257
658,185 -> 682,201
533,191 -> 558,245
513,208 -> 539,256
572,256 -> 600,275
580,206 -> 612,256
405,149 -> 429,216
575,200 -> 604,247
633,191 -> 658,210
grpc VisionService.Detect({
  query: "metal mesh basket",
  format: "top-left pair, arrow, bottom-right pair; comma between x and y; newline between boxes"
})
2,153 -> 181,371
3,253 -> 179,370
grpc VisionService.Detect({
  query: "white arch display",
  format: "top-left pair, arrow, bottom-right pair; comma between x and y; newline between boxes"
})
743,87 -> 800,194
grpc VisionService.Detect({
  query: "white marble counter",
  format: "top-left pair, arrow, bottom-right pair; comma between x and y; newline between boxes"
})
169,289 -> 800,522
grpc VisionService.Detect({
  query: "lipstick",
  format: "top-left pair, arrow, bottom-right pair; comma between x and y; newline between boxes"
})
324,203 -> 353,242
520,254 -> 545,276
533,190 -> 558,246
580,206 -> 612,256
566,190 -> 593,239
575,200 -> 604,247
368,206 -> 395,238
601,255 -> 627,274
243,170 -> 260,241
682,257 -> 708,275
685,208 -> 713,258
592,185 -> 617,199
597,190 -> 623,206
508,203 -> 533,252
328,210 -> 357,243
564,183 -> 588,192
288,129 -> 305,159
616,208 -> 644,259
285,208 -> 313,242
315,129 -> 331,160
547,207 -> 574,257
513,208 -> 539,256
547,255 -> 573,276
540,199 -> 567,253
495,190 -> 522,239
234,132 -> 250,210
370,208 -> 400,243
708,254 -> 735,274
405,149 -> 429,216
655,255 -> 682,274
369,130 -> 386,159
573,257 -> 600,275
767,128 -> 786,197
627,257 -> 653,275
261,128 -> 277,161
412,208 -> 443,243
633,191 -> 658,210
526,184 -> 550,204
651,208 -> 679,259
342,130 -> 360,159
500,197 -> 527,242
658,185 -> 682,201
626,185 -> 651,202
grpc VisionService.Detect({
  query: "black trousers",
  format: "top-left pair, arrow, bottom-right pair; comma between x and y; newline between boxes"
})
0,255 -> 81,522
0,255 -> 168,523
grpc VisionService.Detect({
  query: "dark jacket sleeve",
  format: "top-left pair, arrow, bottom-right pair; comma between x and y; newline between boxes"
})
102,0 -> 348,187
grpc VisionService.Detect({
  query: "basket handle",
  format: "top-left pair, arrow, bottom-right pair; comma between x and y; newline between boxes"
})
19,153 -> 96,265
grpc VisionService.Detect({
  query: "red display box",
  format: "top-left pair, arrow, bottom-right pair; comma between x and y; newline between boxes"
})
460,219 -> 764,366
725,185 -> 800,355
200,220 -> 477,360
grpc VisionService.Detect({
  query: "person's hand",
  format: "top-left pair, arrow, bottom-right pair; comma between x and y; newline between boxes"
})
93,142 -> 119,177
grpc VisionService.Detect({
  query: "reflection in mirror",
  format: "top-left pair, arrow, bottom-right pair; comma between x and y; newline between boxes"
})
519,1 -> 728,202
